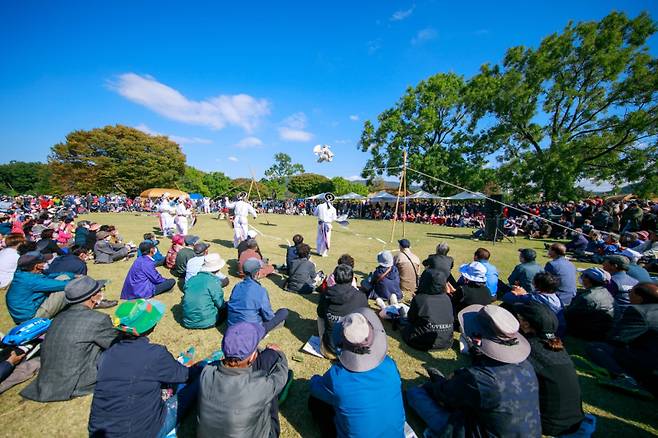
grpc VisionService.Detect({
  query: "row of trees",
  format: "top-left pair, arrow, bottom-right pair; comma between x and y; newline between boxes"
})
360,12 -> 658,200
1,125 -> 369,199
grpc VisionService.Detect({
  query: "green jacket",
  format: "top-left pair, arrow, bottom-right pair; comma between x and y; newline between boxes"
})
182,272 -> 224,328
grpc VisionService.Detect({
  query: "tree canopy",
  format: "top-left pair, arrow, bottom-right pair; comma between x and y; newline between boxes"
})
0,161 -> 52,195
359,12 -> 658,200
264,153 -> 305,179
49,125 -> 186,196
288,173 -> 333,197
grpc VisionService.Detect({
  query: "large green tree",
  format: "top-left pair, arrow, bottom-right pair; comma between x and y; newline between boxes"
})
288,173 -> 333,197
203,171 -> 232,198
331,177 -> 368,196
178,166 -> 209,196
471,12 -> 658,199
0,161 -> 52,194
264,153 -> 305,179
49,125 -> 186,196
359,72 -> 493,194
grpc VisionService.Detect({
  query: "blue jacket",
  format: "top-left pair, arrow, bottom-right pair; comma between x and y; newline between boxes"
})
372,265 -> 402,301
6,271 -> 73,324
627,263 -> 652,284
310,356 -> 405,438
120,256 -> 167,300
88,337 -> 190,438
566,234 -> 588,252
227,277 -> 275,326
507,262 -> 543,292
544,257 -> 577,306
478,260 -> 499,296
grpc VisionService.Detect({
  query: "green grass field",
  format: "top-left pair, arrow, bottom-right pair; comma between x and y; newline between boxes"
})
1,213 -> 656,437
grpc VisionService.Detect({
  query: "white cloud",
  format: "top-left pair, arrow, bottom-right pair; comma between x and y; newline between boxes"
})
346,175 -> 363,181
278,112 -> 313,142
411,27 -> 437,45
134,124 -> 212,145
390,7 -> 414,21
228,156 -> 239,162
334,139 -> 351,144
577,179 -> 615,193
279,127 -> 313,142
111,73 -> 270,132
234,136 -> 263,148
349,115 -> 359,121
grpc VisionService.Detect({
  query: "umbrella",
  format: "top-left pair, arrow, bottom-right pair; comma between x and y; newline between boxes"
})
139,188 -> 189,199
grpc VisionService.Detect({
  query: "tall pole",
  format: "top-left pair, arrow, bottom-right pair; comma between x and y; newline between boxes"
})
389,150 -> 408,243
402,150 -> 407,238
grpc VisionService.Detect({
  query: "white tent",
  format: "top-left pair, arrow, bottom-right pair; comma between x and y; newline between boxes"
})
445,191 -> 486,200
305,193 -> 326,200
406,190 -> 443,200
367,191 -> 398,201
336,192 -> 366,200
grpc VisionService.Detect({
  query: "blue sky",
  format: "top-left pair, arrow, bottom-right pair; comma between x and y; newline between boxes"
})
1,1 -> 656,185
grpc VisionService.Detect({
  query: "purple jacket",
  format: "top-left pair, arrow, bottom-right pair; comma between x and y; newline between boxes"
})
121,256 -> 166,300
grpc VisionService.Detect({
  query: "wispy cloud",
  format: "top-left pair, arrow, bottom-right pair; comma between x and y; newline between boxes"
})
349,115 -> 359,121
367,39 -> 382,55
390,6 -> 414,21
278,112 -> 313,142
411,27 -> 437,45
110,73 -> 270,132
228,156 -> 239,162
346,175 -> 363,181
234,136 -> 263,148
334,139 -> 352,145
134,123 -> 212,145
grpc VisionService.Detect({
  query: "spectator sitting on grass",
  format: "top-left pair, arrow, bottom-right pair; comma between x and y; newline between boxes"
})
228,258 -> 288,333
120,241 -> 175,300
286,243 -> 316,294
198,322 -> 290,437
565,268 -> 614,340
137,233 -> 165,267
182,253 -> 228,329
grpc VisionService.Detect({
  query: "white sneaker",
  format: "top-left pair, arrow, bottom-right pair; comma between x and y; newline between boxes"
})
375,298 -> 387,310
389,294 -> 398,306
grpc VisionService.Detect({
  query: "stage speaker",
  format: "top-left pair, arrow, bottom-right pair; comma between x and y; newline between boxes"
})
483,194 -> 504,241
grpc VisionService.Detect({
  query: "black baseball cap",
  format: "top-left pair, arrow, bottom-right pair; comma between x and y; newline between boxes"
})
398,239 -> 411,249
516,302 -> 558,338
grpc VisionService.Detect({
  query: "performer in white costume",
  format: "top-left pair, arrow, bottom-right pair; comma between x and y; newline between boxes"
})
313,192 -> 337,257
202,197 -> 211,214
225,192 -> 258,248
174,198 -> 191,235
158,194 -> 175,236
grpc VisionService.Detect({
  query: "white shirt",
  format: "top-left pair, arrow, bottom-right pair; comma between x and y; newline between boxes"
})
226,200 -> 257,219
0,247 -> 19,288
175,203 -> 189,216
159,201 -> 174,214
313,202 -> 337,223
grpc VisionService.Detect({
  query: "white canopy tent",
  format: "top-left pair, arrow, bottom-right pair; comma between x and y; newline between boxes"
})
406,190 -> 443,200
336,192 -> 366,200
445,191 -> 486,201
305,193 -> 326,200
367,191 -> 399,201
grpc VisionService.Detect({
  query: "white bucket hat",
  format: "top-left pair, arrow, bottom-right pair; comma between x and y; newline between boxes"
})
459,262 -> 487,283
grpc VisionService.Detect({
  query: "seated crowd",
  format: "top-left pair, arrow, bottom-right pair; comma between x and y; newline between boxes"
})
0,206 -> 656,438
